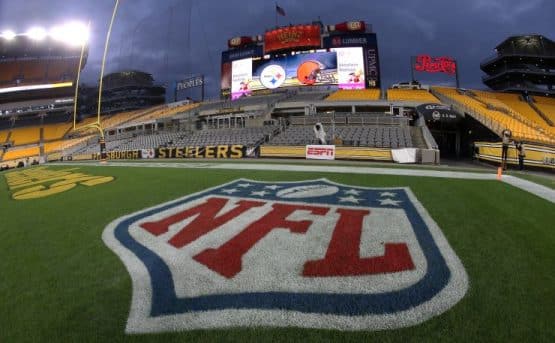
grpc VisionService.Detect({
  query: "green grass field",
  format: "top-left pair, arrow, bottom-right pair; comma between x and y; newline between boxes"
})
1,164 -> 554,342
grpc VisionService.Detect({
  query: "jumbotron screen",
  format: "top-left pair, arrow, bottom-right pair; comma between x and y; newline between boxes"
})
231,48 -> 365,100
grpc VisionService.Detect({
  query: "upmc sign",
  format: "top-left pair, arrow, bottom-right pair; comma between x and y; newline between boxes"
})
324,33 -> 381,88
264,25 -> 321,54
306,145 -> 335,160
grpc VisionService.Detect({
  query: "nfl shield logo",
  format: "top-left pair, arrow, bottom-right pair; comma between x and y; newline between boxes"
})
103,179 -> 468,333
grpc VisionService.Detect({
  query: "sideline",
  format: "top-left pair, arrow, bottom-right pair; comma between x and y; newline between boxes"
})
50,161 -> 555,204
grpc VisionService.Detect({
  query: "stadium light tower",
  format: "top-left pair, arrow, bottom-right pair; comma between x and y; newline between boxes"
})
27,27 -> 47,40
1,30 -> 16,40
50,22 -> 90,46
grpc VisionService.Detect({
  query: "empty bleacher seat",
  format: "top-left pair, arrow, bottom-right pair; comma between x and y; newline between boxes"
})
387,89 -> 440,102
432,87 -> 555,144
325,89 -> 381,101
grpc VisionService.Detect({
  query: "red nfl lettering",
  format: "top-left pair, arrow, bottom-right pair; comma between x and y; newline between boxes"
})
140,198 -> 413,279
194,203 -> 329,278
140,197 -> 265,248
303,208 -> 414,277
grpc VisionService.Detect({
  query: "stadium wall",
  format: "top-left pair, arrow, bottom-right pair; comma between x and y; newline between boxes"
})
475,141 -> 555,169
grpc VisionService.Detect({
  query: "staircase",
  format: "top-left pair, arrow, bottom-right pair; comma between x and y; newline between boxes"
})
409,127 -> 428,149
528,99 -> 554,126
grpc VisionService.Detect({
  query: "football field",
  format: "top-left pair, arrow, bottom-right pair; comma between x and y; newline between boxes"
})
1,162 -> 554,342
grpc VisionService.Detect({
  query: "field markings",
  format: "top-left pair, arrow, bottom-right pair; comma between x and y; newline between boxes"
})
49,161 -> 555,204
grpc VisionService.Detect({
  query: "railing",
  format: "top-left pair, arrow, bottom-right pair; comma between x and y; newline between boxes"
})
464,90 -> 555,140
481,53 -> 555,66
482,67 -> 553,82
432,89 -> 554,144
290,114 -> 408,127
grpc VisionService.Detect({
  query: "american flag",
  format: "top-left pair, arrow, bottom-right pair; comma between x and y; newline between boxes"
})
276,4 -> 286,16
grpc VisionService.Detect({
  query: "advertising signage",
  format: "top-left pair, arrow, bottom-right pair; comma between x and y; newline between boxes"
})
264,25 -> 321,54
323,33 -> 378,48
324,33 -> 381,88
413,55 -> 457,75
221,46 -> 263,63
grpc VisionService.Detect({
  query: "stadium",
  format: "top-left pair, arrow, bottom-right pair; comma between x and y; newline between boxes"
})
1,2 -> 554,342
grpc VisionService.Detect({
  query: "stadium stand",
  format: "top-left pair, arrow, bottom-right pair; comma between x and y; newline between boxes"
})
42,122 -> 72,141
8,126 -> 41,145
0,129 -> 9,143
44,135 -> 93,154
387,89 -> 440,102
533,96 -> 555,125
269,125 -> 411,148
169,127 -> 276,148
469,90 -> 549,130
123,103 -> 199,126
22,60 -> 46,81
0,62 -> 20,84
282,91 -> 332,102
325,89 -> 381,101
432,87 -> 555,144
46,59 -> 78,81
2,145 -> 40,161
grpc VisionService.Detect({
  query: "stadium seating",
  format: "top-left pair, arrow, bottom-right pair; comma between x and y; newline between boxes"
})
0,62 -> 21,83
533,96 -> 555,125
269,125 -> 412,148
44,136 -> 92,154
42,122 -> 72,141
0,129 -> 9,143
8,126 -> 41,145
325,89 -> 381,101
46,59 -> 78,81
99,109 -> 147,129
432,87 -> 555,144
21,60 -> 46,81
124,103 -> 199,126
471,91 -> 554,133
2,145 -> 40,161
387,89 -> 440,102
170,127 -> 276,148
282,91 -> 332,102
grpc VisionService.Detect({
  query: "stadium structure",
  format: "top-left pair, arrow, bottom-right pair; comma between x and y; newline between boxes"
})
1,21 -> 554,170
481,34 -> 555,96
2,14 -> 555,343
78,70 -> 166,117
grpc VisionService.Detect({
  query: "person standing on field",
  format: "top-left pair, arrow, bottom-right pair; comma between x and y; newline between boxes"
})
516,141 -> 526,171
501,129 -> 512,169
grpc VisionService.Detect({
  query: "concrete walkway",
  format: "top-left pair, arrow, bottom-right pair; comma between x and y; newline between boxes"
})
51,161 -> 555,204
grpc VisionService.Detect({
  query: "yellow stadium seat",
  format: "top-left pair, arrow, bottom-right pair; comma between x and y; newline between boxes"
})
325,89 -> 381,101
42,122 -> 73,141
432,87 -> 555,145
387,89 -> 439,102
9,126 -> 41,145
2,145 -> 40,161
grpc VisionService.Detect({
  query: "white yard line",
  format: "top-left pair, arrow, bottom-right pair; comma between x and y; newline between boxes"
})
50,161 -> 555,203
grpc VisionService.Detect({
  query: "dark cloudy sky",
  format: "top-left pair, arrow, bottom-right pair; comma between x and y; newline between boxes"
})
1,0 -> 553,98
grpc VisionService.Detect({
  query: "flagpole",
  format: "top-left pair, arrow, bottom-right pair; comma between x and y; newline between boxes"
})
275,2 -> 278,28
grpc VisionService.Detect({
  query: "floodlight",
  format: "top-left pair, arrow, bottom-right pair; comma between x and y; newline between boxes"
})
51,22 -> 89,46
49,25 -> 65,42
1,30 -> 16,40
27,27 -> 47,40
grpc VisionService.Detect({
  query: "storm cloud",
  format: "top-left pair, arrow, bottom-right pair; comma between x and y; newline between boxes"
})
1,0 -> 553,98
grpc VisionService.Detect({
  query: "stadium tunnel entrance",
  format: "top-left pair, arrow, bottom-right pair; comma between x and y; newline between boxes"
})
425,112 -> 499,159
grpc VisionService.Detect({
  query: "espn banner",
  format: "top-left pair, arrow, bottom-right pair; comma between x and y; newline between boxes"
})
474,141 -> 555,169
92,145 -> 258,160
306,145 -> 336,160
